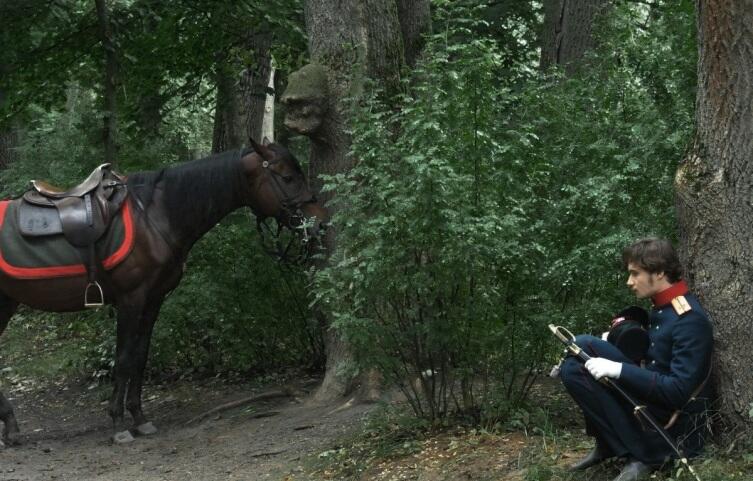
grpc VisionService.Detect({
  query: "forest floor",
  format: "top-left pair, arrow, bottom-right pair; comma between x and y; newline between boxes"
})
0,370 -> 593,481
6,371 -> 746,481
1,320 -> 752,481
0,372 -> 376,481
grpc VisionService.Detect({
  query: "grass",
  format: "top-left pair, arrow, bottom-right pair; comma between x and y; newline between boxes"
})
0,306 -> 114,393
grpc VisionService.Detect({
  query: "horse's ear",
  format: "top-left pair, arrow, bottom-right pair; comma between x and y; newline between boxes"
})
249,137 -> 273,159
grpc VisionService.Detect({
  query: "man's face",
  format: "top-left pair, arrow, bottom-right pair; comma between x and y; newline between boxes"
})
626,262 -> 665,299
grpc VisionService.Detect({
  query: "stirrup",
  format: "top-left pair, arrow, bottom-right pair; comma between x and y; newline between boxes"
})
84,281 -> 105,308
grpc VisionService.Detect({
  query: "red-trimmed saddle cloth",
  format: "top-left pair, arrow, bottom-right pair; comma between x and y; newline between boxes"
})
0,198 -> 134,279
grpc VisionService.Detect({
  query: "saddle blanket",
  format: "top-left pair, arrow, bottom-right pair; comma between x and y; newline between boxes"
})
0,198 -> 134,279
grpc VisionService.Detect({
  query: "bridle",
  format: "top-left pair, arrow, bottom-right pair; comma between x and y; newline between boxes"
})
249,151 -> 322,264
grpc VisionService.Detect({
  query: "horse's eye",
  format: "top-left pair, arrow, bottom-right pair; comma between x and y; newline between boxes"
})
283,175 -> 294,183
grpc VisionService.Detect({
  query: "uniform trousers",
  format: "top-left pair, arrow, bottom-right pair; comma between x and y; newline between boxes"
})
559,335 -> 685,466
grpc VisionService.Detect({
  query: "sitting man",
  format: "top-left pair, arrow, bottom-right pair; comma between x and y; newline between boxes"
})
558,238 -> 713,481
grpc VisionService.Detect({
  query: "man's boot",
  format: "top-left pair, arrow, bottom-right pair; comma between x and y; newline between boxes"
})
612,459 -> 653,481
569,441 -> 611,471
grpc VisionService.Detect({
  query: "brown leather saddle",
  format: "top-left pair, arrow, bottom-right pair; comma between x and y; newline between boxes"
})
18,164 -> 128,307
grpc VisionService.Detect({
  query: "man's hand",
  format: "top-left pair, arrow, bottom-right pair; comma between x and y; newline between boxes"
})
601,331 -> 609,341
584,358 -> 622,380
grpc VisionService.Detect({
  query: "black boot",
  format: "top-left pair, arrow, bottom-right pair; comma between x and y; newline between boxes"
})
569,442 -> 611,471
612,459 -> 653,481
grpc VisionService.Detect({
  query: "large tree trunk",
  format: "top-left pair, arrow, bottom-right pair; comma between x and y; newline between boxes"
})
211,56 -> 244,153
284,0 -> 419,402
240,32 -> 273,142
94,0 -> 118,165
396,0 -> 432,68
675,0 -> 753,434
540,0 -> 608,74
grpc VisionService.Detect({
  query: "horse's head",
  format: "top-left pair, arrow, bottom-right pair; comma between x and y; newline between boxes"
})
241,138 -> 329,254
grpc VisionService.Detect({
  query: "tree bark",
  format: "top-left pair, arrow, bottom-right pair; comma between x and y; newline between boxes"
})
240,32 -> 273,143
539,0 -> 608,74
261,67 -> 276,142
396,0 -> 432,68
676,0 -> 753,434
285,0 -> 407,402
94,0 -> 118,165
211,56 -> 244,153
0,128 -> 19,171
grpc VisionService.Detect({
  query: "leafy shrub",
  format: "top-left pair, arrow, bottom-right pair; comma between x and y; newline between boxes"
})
314,1 -> 695,423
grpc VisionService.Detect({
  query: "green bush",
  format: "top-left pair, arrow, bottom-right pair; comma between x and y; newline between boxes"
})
314,1 -> 695,423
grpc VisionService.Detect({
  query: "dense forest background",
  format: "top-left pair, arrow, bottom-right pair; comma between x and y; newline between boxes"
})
0,0 -> 715,427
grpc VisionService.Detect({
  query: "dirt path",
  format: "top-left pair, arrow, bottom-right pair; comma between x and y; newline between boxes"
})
0,376 -> 373,481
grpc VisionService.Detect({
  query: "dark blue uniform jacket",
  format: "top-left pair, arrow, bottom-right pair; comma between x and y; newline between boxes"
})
620,292 -> 713,416
560,281 -> 714,464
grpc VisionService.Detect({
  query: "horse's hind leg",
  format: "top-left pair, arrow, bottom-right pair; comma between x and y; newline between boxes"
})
109,300 -> 160,442
0,391 -> 19,446
0,293 -> 20,446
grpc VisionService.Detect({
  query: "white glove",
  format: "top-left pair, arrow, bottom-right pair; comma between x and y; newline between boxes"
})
601,331 -> 609,341
584,357 -> 622,380
549,362 -> 561,378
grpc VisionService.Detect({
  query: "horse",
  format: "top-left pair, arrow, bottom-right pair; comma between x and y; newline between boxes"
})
0,138 -> 328,445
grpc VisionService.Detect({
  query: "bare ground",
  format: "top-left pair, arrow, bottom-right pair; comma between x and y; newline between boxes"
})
0,376 -> 375,481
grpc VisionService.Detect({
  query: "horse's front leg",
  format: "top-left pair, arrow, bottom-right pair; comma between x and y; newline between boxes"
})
109,305 -> 141,444
125,302 -> 161,436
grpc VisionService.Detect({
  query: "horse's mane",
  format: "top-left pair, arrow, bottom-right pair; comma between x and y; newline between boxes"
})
127,148 -> 251,238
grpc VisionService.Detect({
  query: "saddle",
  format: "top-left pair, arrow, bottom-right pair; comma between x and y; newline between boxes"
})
18,163 -> 128,307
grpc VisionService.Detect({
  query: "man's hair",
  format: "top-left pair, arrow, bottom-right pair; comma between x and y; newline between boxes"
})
622,238 -> 682,283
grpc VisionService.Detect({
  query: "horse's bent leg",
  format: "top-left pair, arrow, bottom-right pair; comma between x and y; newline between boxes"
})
0,294 -> 19,445
126,303 -> 160,435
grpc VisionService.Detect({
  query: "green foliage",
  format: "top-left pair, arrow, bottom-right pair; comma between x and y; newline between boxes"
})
314,0 -> 696,423
0,0 -> 307,136
315,4 -> 547,423
151,213 -> 324,374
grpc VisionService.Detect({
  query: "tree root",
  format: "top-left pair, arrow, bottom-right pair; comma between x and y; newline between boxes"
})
184,389 -> 292,426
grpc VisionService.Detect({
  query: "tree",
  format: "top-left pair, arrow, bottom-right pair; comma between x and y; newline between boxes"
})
396,0 -> 432,68
283,0 -> 431,401
240,32 -> 274,143
676,0 -> 753,433
540,0 -> 609,73
94,0 -> 119,165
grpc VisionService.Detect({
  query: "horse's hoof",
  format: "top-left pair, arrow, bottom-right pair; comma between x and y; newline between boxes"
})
134,421 -> 157,436
112,430 -> 135,444
2,431 -> 22,446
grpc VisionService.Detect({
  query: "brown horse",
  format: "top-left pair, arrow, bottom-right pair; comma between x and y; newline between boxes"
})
0,139 -> 327,445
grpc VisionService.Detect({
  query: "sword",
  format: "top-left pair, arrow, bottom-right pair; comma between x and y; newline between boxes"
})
548,324 -> 702,481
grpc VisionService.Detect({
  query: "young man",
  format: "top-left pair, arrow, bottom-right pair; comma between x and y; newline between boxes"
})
558,238 -> 713,481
